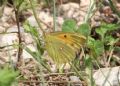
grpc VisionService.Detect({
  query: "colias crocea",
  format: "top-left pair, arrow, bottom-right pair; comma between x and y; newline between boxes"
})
44,32 -> 86,65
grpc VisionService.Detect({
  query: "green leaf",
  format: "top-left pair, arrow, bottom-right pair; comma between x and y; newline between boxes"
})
87,36 -> 95,46
84,55 -> 92,68
0,67 -> 19,86
96,23 -> 119,39
62,19 -> 77,32
105,36 -> 118,45
23,21 -> 39,38
94,40 -> 104,56
101,23 -> 119,31
87,36 -> 104,58
77,23 -> 90,37
96,27 -> 107,38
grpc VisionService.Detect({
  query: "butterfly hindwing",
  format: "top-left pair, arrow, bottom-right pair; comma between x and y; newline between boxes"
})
45,35 -> 75,64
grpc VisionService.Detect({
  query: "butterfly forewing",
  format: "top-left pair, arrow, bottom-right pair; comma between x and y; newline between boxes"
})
54,32 -> 86,50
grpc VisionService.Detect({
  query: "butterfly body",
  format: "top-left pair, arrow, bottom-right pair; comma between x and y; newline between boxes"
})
44,32 -> 86,65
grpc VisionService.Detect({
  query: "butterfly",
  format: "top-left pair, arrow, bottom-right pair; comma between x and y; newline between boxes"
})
44,32 -> 86,65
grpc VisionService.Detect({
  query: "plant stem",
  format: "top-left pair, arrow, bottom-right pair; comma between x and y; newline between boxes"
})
14,7 -> 22,62
29,0 -> 45,36
94,59 -> 112,86
69,63 -> 87,83
84,0 -> 95,23
53,0 -> 56,31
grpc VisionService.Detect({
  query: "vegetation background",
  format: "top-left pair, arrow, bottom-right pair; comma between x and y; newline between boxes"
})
0,0 -> 120,86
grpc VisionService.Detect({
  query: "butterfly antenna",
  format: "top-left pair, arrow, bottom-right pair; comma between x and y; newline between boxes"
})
29,0 -> 45,37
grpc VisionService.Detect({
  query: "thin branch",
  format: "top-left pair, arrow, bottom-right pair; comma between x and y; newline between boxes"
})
12,1 -> 23,63
19,80 -> 86,85
53,0 -> 56,31
15,10 -> 23,62
29,0 -> 45,37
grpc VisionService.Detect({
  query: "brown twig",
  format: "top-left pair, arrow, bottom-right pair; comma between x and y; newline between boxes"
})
39,19 -> 53,31
19,80 -> 86,85
14,7 -> 22,62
